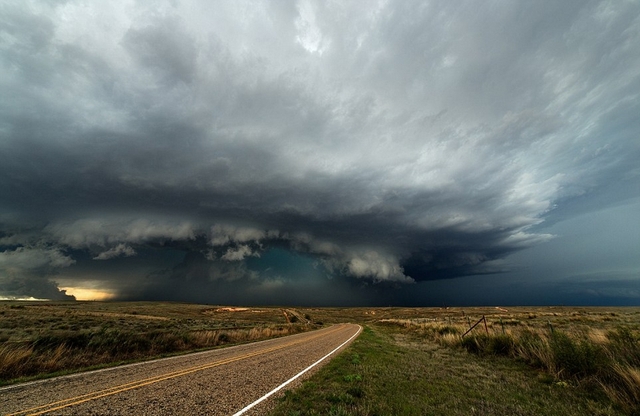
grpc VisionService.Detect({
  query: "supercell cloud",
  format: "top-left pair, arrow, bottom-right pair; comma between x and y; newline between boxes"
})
1,1 -> 639,304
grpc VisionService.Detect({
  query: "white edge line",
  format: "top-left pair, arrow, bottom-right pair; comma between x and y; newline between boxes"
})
232,324 -> 363,416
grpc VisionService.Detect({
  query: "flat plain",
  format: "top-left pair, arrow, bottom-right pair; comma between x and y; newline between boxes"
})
1,302 -> 639,415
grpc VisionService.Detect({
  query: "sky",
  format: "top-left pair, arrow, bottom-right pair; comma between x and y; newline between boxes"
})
1,0 -> 639,306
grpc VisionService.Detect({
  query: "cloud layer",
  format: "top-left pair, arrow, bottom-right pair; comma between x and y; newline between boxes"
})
1,1 -> 639,303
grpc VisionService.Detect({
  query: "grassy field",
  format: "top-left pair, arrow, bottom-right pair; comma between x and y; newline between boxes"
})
271,326 -> 622,416
273,306 -> 640,416
0,301 -> 311,384
1,303 -> 639,414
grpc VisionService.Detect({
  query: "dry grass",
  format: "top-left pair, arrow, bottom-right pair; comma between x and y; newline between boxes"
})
602,364 -> 640,413
0,301 -> 314,384
0,324 -> 309,382
378,308 -> 640,414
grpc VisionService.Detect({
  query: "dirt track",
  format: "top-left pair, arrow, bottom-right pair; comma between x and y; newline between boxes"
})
0,324 -> 360,416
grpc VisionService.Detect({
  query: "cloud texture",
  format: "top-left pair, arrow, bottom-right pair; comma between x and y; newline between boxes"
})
1,0 -> 639,304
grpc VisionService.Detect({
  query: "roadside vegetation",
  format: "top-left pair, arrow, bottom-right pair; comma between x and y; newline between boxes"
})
376,312 -> 640,415
2,303 -> 638,414
271,324 -> 625,416
271,307 -> 639,416
0,302 -> 312,384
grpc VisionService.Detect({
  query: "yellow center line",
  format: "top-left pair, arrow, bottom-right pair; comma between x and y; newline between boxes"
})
8,325 -> 347,416
11,327 -> 343,416
18,350 -> 273,416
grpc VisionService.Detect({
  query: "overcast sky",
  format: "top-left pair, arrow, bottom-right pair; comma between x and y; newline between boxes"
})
1,0 -> 639,305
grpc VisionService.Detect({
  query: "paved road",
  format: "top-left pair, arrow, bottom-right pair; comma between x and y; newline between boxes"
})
1,324 -> 361,416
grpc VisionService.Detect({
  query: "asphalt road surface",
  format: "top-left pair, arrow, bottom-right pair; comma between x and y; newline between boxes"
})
1,323 -> 361,416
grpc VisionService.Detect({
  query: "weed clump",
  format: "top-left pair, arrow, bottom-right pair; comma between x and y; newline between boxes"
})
460,334 -> 514,356
550,331 -> 606,378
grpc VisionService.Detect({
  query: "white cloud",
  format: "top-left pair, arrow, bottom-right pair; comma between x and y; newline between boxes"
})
221,244 -> 259,261
295,0 -> 327,55
0,247 -> 75,272
93,243 -> 137,260
46,218 -> 196,248
344,251 -> 413,283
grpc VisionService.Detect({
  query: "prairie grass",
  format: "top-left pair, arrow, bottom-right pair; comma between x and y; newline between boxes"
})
3,302 -> 639,413
0,301 -> 312,384
379,313 -> 640,415
271,325 -> 622,416
0,325 -> 308,382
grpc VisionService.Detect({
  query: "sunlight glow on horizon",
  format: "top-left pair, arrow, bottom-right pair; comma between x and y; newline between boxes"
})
60,287 -> 116,301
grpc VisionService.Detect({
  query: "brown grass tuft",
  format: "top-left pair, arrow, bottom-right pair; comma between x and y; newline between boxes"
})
601,363 -> 640,414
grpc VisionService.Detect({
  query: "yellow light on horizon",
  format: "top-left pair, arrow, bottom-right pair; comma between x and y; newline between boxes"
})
60,287 -> 115,301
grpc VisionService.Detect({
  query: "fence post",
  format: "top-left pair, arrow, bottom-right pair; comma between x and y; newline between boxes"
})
500,318 -> 505,334
462,316 -> 488,338
483,315 -> 488,334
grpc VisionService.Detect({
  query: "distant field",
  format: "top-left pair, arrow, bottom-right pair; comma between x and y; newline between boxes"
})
2,303 -> 639,414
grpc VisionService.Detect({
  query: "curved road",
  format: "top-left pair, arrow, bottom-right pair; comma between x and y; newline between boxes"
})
1,324 -> 361,416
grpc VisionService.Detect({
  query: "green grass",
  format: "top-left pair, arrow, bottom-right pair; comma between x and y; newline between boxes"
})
270,325 -> 622,416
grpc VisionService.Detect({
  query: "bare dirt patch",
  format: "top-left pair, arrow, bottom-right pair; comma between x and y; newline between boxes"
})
214,307 -> 250,312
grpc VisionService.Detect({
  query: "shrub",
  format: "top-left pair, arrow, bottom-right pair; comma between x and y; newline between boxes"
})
514,330 -> 551,369
550,331 -> 606,378
460,334 -> 514,356
217,332 -> 230,343
460,335 -> 487,355
488,334 -> 515,356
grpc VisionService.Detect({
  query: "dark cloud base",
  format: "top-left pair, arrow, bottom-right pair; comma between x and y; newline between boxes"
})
1,1 -> 639,305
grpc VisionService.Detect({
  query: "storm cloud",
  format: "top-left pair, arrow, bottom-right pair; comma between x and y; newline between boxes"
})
1,1 -> 639,304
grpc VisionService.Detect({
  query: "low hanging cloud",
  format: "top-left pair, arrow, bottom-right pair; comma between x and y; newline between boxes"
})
0,1 -> 639,303
0,247 -> 76,301
344,251 -> 412,284
0,247 -> 75,271
45,219 -> 196,249
210,225 -> 271,247
93,244 -> 137,260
